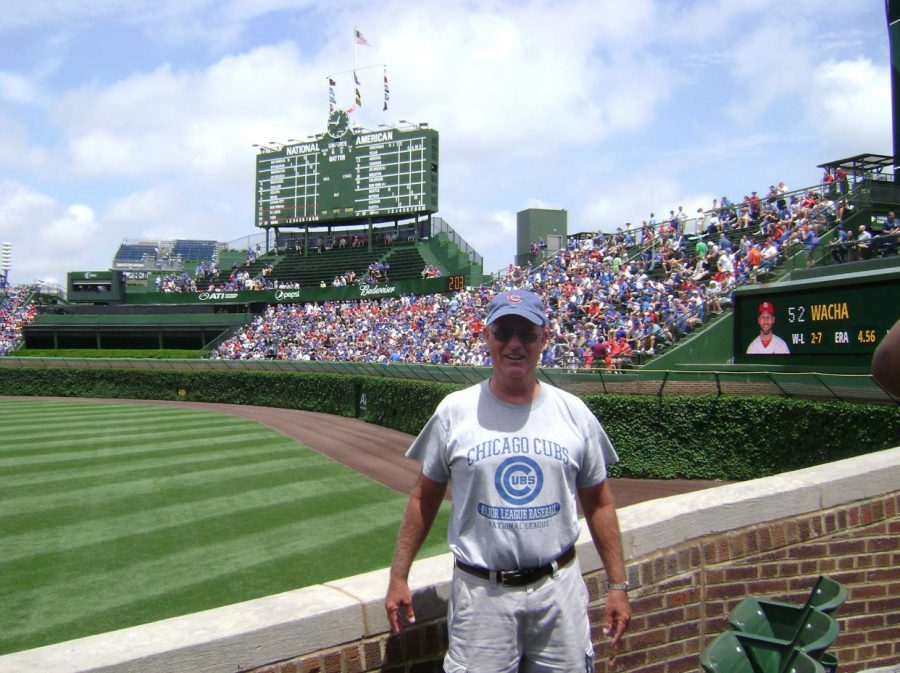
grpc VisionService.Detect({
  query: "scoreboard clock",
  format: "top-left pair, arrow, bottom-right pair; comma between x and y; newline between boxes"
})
255,116 -> 439,227
732,267 -> 900,367
445,274 -> 466,293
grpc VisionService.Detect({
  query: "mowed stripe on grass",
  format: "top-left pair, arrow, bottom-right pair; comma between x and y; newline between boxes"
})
0,399 -> 449,656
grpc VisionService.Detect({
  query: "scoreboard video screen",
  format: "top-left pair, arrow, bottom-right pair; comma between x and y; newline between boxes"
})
732,268 -> 900,366
255,111 -> 439,227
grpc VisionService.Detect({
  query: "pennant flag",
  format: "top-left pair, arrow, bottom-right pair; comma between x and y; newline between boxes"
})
383,65 -> 390,111
355,87 -> 362,107
328,78 -> 336,112
328,78 -> 336,86
354,71 -> 360,86
355,29 -> 372,47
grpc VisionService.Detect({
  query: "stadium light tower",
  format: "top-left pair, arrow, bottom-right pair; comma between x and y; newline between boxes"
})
0,242 -> 10,290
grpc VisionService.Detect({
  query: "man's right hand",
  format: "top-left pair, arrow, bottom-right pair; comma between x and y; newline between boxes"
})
384,473 -> 446,635
385,576 -> 415,634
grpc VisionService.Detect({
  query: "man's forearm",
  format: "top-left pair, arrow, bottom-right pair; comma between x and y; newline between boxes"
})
579,481 -> 627,582
390,475 -> 447,579
588,500 -> 627,583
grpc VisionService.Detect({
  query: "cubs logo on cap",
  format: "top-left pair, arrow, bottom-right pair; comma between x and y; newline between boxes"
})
486,290 -> 547,325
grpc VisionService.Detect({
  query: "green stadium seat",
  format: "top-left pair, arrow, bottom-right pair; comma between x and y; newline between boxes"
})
701,631 -> 756,673
701,631 -> 825,673
728,601 -> 839,661
758,576 -> 848,615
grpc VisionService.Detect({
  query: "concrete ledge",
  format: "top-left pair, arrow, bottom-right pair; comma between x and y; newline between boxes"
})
325,552 -> 454,637
2,447 -> 897,673
0,585 -> 365,673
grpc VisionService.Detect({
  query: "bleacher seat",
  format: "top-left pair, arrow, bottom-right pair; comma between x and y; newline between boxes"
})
700,631 -> 825,673
113,243 -> 158,265
728,601 -> 838,663
749,576 -> 848,616
172,240 -> 217,262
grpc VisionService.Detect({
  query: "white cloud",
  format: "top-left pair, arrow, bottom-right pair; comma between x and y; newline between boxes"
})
0,181 -> 57,235
0,181 -> 101,283
0,114 -> 53,172
105,186 -> 181,226
376,2 -> 676,151
56,43 -> 329,181
0,71 -> 39,103
808,57 -> 892,157
42,203 -> 102,248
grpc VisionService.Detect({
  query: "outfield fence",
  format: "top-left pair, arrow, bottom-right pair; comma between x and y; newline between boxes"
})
0,357 -> 895,404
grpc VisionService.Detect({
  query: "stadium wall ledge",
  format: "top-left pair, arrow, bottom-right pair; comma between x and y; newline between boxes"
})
1,447 -> 898,673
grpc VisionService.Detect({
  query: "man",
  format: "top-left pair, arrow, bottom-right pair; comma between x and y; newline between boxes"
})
385,289 -> 631,672
879,212 -> 898,256
746,301 -> 790,355
694,236 -> 708,261
590,337 -> 608,370
761,238 -> 780,273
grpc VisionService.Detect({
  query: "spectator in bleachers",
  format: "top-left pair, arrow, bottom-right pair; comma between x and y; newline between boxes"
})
857,225 -> 873,256
878,212 -> 898,256
0,290 -> 37,355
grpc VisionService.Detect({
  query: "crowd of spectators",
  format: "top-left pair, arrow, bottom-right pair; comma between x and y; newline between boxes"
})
214,178 -> 854,369
212,221 -> 733,367
324,265 -> 391,288
158,243 -> 400,293
830,211 -> 899,263
0,289 -> 37,356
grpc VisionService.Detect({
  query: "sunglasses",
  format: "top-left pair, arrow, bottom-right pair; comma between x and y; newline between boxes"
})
490,323 -> 542,344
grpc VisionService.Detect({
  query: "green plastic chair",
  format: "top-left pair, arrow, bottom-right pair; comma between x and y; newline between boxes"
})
780,647 -> 826,673
700,631 -> 757,673
701,631 -> 826,673
728,601 -> 839,660
757,576 -> 848,615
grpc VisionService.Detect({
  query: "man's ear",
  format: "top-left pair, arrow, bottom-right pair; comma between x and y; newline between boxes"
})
541,325 -> 551,346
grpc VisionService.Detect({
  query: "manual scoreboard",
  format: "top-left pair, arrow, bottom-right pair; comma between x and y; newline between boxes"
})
732,268 -> 900,366
255,111 -> 439,227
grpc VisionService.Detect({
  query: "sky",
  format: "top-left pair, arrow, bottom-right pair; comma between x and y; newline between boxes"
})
0,0 -> 893,285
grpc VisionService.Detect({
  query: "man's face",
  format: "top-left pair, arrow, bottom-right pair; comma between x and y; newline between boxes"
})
484,315 -> 547,383
758,311 -> 775,336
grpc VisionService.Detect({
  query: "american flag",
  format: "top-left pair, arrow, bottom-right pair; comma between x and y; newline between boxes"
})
354,29 -> 372,47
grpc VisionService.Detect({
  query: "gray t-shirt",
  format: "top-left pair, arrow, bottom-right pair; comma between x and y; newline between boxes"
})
407,380 -> 618,570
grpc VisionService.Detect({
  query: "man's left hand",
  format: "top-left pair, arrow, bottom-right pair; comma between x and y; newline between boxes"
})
603,589 -> 631,645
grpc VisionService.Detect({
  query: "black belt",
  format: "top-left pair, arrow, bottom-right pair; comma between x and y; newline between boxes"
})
455,546 -> 575,587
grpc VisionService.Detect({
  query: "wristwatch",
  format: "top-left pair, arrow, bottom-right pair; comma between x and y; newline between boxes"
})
607,581 -> 630,592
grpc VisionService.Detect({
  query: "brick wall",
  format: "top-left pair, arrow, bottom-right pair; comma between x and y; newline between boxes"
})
254,492 -> 899,673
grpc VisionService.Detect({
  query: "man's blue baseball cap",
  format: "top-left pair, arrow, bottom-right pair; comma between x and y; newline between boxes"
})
486,290 -> 546,326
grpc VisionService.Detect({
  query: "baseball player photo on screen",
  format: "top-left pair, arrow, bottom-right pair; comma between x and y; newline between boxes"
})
746,301 -> 791,355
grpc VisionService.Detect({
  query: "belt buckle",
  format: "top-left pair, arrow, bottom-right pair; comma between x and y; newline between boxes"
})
498,569 -> 525,586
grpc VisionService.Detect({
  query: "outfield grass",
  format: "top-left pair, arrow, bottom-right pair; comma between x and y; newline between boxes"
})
0,399 -> 450,656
